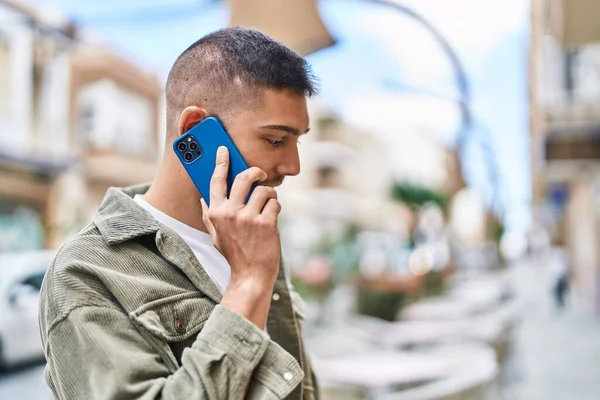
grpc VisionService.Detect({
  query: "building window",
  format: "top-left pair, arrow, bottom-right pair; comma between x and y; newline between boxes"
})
114,88 -> 153,155
0,202 -> 45,252
80,104 -> 95,142
0,39 -> 10,120
77,80 -> 155,156
316,166 -> 339,188
316,116 -> 338,141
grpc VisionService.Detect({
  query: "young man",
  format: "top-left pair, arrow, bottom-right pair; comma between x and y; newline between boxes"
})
39,27 -> 319,400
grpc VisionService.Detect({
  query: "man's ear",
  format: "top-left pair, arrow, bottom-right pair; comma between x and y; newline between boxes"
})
178,106 -> 208,135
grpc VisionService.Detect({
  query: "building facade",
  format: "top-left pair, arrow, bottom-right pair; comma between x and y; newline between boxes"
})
0,0 -> 162,251
531,0 -> 600,314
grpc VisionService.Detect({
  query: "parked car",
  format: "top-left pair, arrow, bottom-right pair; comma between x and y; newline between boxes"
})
0,250 -> 54,369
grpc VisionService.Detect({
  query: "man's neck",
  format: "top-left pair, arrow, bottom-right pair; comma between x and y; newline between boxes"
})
144,157 -> 208,234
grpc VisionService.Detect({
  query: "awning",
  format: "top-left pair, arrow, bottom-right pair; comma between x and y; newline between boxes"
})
0,148 -> 72,177
228,0 -> 335,56
550,0 -> 600,47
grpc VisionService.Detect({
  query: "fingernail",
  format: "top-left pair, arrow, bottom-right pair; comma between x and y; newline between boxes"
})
217,146 -> 226,156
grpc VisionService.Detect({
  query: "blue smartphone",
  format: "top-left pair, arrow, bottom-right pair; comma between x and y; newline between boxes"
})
173,116 -> 253,206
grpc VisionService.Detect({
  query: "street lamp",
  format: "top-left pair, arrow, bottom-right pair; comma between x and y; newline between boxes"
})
228,0 -> 505,216
228,0 -> 469,133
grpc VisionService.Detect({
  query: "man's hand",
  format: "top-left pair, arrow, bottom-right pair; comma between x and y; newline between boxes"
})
200,146 -> 281,330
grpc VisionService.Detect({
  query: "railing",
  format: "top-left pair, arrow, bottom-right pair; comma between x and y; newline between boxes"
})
542,44 -> 600,131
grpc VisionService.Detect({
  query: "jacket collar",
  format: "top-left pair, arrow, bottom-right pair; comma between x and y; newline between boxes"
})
93,183 -> 160,245
92,184 -> 223,302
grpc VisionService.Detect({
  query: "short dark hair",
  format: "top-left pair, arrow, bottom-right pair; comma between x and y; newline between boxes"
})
165,27 -> 318,133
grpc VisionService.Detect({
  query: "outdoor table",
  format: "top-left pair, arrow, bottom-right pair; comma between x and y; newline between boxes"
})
313,351 -> 458,396
400,298 -> 479,321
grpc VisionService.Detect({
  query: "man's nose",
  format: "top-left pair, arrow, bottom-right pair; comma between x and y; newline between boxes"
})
277,146 -> 301,176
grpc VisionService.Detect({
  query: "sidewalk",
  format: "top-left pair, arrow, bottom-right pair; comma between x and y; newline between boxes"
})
503,254 -> 600,400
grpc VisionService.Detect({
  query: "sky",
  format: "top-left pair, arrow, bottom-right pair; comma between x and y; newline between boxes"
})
30,0 -> 531,234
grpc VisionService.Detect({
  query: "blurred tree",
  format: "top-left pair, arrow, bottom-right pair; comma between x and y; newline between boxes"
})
356,288 -> 404,322
390,181 -> 449,212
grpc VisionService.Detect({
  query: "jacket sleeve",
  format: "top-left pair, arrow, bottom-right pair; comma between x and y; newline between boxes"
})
43,304 -> 303,400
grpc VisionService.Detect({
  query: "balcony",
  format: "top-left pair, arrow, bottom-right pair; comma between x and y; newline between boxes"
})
544,95 -> 600,168
545,82 -> 600,138
542,44 -> 600,170
82,150 -> 157,187
308,141 -> 357,169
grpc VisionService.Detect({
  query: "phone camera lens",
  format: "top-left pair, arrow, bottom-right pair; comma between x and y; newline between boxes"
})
177,142 -> 187,152
189,142 -> 198,151
184,152 -> 193,162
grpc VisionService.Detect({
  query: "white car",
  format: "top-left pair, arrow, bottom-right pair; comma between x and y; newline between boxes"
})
0,250 -> 54,369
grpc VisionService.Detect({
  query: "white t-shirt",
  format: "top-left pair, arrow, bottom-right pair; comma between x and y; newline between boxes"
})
134,195 -> 231,294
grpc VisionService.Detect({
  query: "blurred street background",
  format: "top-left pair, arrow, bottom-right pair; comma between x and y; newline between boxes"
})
1,0 -> 600,399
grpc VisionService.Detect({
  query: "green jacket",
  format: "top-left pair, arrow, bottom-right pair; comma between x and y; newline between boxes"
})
39,184 -> 318,400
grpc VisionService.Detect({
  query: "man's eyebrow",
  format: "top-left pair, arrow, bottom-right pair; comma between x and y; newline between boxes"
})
259,125 -> 310,136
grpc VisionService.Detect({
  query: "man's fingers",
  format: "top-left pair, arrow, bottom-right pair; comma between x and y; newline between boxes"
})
200,198 -> 211,226
246,186 -> 278,214
229,167 -> 267,204
200,198 -> 219,248
261,198 -> 282,220
210,147 -> 229,205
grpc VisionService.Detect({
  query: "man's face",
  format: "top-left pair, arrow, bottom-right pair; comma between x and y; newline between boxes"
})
223,89 -> 310,187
